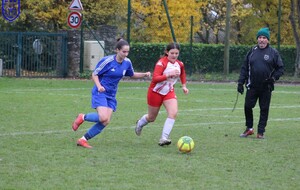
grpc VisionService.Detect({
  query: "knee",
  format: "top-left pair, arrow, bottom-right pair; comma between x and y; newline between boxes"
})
168,112 -> 177,119
99,116 -> 110,126
244,104 -> 253,110
147,115 -> 156,122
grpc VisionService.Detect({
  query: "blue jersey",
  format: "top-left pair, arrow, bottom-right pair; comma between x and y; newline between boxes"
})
92,55 -> 134,97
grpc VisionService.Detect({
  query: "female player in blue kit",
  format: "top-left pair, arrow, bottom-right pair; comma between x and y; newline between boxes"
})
72,38 -> 151,148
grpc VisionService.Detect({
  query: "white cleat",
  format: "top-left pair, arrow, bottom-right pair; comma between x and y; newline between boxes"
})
135,120 -> 143,136
158,138 -> 172,146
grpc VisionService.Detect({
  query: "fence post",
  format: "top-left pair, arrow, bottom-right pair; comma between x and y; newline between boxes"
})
0,59 -> 2,76
80,16 -> 84,74
16,33 -> 22,77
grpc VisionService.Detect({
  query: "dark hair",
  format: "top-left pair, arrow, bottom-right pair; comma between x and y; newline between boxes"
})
115,38 -> 129,50
164,42 -> 180,56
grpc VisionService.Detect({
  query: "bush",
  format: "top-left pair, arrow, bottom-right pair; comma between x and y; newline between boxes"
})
129,43 -> 296,75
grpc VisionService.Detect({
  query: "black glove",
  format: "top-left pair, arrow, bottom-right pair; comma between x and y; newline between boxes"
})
264,77 -> 275,84
264,77 -> 275,92
237,83 -> 244,94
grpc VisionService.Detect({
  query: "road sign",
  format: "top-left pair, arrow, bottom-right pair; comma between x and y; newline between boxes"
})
67,11 -> 82,29
68,0 -> 83,11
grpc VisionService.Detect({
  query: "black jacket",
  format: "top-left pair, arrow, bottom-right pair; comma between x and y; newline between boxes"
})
238,44 -> 284,90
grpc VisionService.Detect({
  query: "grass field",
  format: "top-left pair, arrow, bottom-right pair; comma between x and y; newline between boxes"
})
0,77 -> 299,190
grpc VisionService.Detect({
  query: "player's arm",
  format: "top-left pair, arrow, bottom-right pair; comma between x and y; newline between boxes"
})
152,67 -> 166,83
92,73 -> 105,92
152,61 -> 176,83
180,62 -> 189,94
182,83 -> 189,94
92,57 -> 111,92
238,50 -> 252,84
272,50 -> 284,80
131,71 -> 151,79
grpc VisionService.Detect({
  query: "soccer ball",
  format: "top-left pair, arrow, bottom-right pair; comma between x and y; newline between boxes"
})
177,136 -> 195,153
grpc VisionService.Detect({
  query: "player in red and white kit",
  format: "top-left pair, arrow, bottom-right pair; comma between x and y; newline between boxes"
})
135,42 -> 189,146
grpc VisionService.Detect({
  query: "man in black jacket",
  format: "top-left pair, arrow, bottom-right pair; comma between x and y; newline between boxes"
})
237,27 -> 284,139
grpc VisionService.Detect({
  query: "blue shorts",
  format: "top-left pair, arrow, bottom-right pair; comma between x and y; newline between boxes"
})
91,92 -> 117,111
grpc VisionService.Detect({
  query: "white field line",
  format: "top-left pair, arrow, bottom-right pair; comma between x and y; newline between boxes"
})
1,91 -> 299,103
182,105 -> 300,112
1,86 -> 299,94
0,88 -> 91,92
0,117 -> 299,137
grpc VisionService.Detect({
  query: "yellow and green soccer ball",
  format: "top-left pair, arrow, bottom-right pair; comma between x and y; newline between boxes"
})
177,136 -> 195,153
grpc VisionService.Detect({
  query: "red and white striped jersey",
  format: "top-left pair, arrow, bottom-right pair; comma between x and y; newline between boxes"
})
150,56 -> 186,95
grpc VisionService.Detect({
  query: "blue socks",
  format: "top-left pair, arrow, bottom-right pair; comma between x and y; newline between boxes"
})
84,112 -> 99,122
83,112 -> 106,140
84,122 -> 105,140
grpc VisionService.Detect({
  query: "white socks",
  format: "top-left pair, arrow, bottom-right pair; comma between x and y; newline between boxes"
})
161,118 -> 175,140
137,114 -> 149,128
137,115 -> 175,140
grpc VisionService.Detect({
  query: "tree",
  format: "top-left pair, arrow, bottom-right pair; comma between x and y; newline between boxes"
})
130,0 -> 207,42
289,0 -> 300,77
0,0 -> 124,32
198,0 -> 253,44
239,0 -> 293,45
82,0 -> 123,27
0,0 -> 69,31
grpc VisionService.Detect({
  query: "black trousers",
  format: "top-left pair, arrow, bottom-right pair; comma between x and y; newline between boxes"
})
244,88 -> 272,134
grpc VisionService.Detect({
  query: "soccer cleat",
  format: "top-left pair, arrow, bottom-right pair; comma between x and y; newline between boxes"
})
135,120 -> 143,136
158,138 -> 172,146
240,128 -> 254,137
72,113 -> 84,131
256,134 -> 265,139
77,139 -> 92,148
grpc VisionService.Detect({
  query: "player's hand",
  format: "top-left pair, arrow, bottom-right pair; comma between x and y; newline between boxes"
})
167,70 -> 180,78
264,77 -> 275,92
264,77 -> 275,84
98,86 -> 105,92
182,87 -> 189,94
144,72 -> 151,78
237,83 -> 244,94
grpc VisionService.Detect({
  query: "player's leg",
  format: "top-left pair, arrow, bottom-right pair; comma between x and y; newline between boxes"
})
72,112 -> 102,131
96,106 -> 114,126
135,105 -> 160,136
83,107 -> 113,139
257,90 -> 272,138
240,88 -> 258,137
135,89 -> 162,136
159,91 -> 177,146
76,94 -> 114,148
92,93 -> 116,126
158,98 -> 177,146
77,122 -> 105,148
84,112 -> 100,122
72,112 -> 100,131
77,107 -> 113,148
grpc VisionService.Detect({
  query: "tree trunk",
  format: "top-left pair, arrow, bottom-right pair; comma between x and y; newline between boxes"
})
223,0 -> 231,78
289,0 -> 300,77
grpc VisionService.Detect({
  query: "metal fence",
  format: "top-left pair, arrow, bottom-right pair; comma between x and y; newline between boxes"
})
0,32 -> 67,77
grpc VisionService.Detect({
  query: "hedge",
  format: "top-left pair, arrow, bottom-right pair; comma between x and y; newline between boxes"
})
128,43 -> 296,74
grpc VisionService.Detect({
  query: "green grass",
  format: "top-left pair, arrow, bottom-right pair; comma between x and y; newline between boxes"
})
0,77 -> 299,190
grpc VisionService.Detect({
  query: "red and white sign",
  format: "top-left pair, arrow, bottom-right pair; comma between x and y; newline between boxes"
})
68,0 -> 83,11
67,11 -> 82,29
